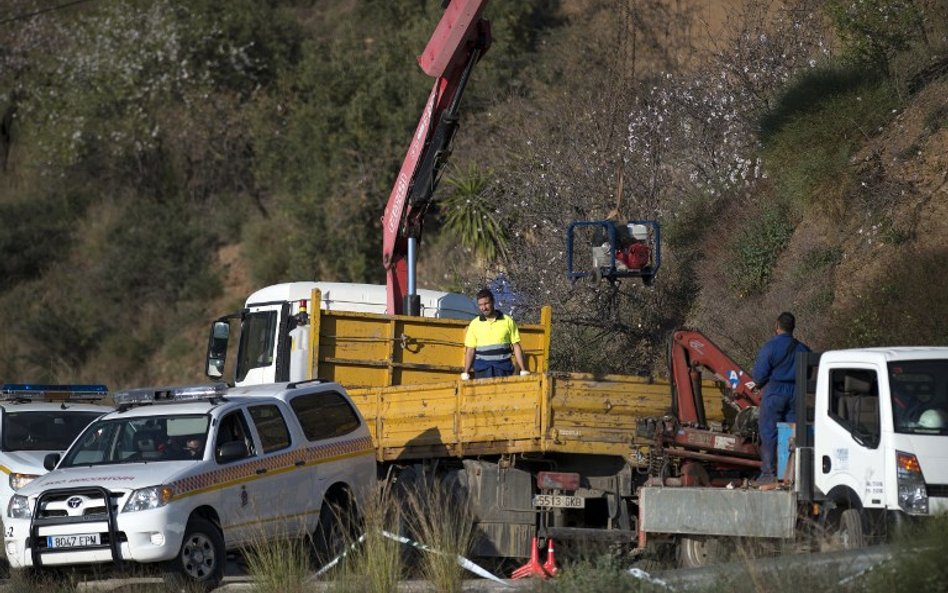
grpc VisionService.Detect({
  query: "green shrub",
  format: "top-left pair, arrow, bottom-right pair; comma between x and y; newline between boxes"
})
862,514 -> 948,593
728,206 -> 794,297
826,0 -> 926,68
760,65 -> 899,214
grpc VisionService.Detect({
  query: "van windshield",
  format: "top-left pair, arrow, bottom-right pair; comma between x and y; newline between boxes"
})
2,411 -> 104,452
890,360 -> 948,435
59,415 -> 210,467
236,310 -> 278,382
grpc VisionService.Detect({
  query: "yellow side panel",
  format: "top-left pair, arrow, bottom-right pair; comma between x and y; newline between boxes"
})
348,370 -> 727,462
312,303 -> 552,389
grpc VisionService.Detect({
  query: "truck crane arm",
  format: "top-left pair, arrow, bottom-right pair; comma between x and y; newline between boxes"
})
669,328 -> 760,426
382,0 -> 491,315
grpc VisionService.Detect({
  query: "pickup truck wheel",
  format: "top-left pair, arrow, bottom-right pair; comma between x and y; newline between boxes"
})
835,508 -> 866,550
312,496 -> 354,569
163,517 -> 224,591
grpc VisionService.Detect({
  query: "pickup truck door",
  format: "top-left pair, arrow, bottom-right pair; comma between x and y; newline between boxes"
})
244,402 -> 312,537
213,408 -> 261,547
815,364 -> 887,508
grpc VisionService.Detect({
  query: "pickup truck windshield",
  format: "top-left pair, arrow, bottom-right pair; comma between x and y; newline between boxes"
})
2,411 -> 104,452
60,414 -> 210,467
890,360 -> 948,435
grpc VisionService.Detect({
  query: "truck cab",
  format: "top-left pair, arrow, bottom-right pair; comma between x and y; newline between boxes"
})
807,348 -> 948,527
206,282 -> 478,387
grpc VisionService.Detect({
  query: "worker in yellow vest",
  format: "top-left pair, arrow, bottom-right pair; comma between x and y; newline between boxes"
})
461,288 -> 529,380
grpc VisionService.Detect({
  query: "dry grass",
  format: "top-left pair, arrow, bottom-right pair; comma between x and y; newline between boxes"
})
401,472 -> 477,593
328,483 -> 404,593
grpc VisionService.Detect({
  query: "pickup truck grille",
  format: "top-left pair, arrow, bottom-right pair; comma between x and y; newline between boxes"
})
29,486 -> 126,567
35,491 -> 122,520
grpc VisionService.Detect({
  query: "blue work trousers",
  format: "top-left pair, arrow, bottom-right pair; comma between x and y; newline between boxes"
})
759,387 -> 796,481
473,359 -> 514,379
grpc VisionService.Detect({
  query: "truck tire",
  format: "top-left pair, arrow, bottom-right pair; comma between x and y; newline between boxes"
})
163,517 -> 224,591
677,536 -> 729,568
836,508 -> 866,550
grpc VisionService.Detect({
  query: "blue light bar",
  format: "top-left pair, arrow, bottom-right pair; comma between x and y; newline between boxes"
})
1,384 -> 109,402
113,383 -> 228,406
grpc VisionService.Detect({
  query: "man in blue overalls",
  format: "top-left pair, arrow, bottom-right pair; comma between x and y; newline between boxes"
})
753,312 -> 810,486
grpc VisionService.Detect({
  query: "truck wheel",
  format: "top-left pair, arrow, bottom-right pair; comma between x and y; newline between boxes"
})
677,536 -> 729,568
163,517 -> 224,591
835,508 -> 866,550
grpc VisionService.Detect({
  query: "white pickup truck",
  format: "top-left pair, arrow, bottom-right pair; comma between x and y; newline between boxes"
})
3,380 -> 375,590
0,384 -> 111,518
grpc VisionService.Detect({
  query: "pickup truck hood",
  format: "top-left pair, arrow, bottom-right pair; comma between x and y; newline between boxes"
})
19,462 -> 197,498
0,450 -> 56,475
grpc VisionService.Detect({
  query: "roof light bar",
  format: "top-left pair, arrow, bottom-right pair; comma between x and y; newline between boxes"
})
1,384 -> 109,402
113,383 -> 228,406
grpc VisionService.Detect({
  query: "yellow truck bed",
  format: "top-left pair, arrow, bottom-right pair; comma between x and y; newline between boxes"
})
306,291 -> 724,463
348,372 -> 690,462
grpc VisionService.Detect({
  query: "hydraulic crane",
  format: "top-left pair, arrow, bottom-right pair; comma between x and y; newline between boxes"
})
382,0 -> 491,315
640,329 -> 764,476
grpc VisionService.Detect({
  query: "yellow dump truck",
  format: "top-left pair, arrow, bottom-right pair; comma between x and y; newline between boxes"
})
205,282 -> 723,558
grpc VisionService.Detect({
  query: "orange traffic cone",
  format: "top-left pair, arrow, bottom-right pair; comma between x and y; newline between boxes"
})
511,537 -> 548,579
542,538 -> 559,577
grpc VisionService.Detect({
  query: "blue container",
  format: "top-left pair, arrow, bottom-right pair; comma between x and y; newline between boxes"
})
777,422 -> 814,479
777,422 -> 794,479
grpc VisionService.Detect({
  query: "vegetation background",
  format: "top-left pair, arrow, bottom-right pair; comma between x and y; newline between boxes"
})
0,0 -> 945,389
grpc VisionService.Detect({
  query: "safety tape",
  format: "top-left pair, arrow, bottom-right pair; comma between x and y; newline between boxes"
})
627,567 -> 675,590
313,529 -> 511,586
380,530 -> 511,586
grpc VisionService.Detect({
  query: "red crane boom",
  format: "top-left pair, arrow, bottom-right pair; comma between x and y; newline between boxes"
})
381,0 -> 491,315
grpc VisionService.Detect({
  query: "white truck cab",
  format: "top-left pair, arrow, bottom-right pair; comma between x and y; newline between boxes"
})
808,348 -> 948,522
207,281 -> 478,387
0,384 -> 111,516
4,380 -> 375,590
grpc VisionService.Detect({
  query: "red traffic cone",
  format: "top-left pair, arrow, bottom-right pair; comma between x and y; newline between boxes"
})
542,537 -> 559,577
511,537 -> 548,579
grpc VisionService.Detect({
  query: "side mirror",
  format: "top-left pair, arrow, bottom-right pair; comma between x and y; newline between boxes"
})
206,321 -> 230,379
216,441 -> 248,463
44,453 -> 61,471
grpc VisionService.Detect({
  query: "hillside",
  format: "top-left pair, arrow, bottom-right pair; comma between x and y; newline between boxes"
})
0,0 -> 945,388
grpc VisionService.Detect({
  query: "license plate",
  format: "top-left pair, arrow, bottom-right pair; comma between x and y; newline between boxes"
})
47,533 -> 100,548
533,494 -> 585,508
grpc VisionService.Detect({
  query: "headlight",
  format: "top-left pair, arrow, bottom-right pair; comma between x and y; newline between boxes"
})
8,495 -> 31,519
9,473 -> 39,492
896,450 -> 928,514
122,486 -> 174,513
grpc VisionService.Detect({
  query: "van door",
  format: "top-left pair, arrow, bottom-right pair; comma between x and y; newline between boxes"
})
815,364 -> 887,509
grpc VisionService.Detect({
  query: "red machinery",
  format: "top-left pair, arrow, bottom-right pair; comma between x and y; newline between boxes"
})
382,0 -> 491,315
642,329 -> 764,477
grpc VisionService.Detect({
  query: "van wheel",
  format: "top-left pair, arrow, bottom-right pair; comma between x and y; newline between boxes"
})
163,517 -> 224,591
835,508 -> 866,549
